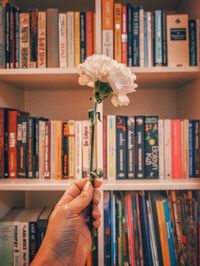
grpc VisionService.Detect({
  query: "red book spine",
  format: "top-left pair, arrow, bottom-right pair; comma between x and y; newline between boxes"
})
103,116 -> 107,179
126,194 -> 135,266
121,5 -> 128,65
0,109 -> 5,178
8,110 -> 18,178
86,11 -> 94,57
171,120 -> 183,178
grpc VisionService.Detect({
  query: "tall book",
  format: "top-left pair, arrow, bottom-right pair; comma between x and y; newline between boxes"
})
82,120 -> 91,178
55,121 -> 62,179
162,11 -> 167,66
15,7 -> 20,69
74,12 -> 80,66
182,119 -> 189,178
44,121 -> 50,179
153,10 -> 162,66
121,5 -> 127,65
59,13 -> 67,68
104,191 -> 111,265
80,12 -> 86,63
67,12 -> 74,67
5,2 -> 11,68
38,119 -> 46,179
132,6 -> 140,66
194,120 -> 200,177
110,191 -> 116,266
158,119 -> 164,179
144,116 -> 159,179
147,12 -> 153,67
107,116 -> 116,180
30,9 -> 38,68
0,2 -> 5,68
46,9 -> 59,67
127,116 -> 135,179
171,120 -> 182,178
28,117 -> 35,178
62,122 -> 69,179
20,13 -> 30,68
103,116 -> 107,178
114,3 -> 122,63
102,0 -> 113,58
139,7 -> 144,67
189,120 -> 195,177
135,116 -> 145,179
68,120 -> 75,178
86,11 -> 94,57
164,119 -> 172,179
75,121 -> 82,179
37,12 -> 46,68
127,4 -> 132,66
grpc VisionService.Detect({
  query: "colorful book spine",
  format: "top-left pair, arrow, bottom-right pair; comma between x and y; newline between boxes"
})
189,19 -> 198,66
30,9 -> 38,68
20,13 -> 30,68
0,221 -> 13,265
75,121 -> 82,179
59,13 -> 67,68
110,191 -> 117,266
127,116 -> 135,179
102,0 -> 113,58
104,191 -> 111,265
37,11 -> 46,68
135,116 -> 145,179
62,122 -> 69,178
74,12 -> 80,66
121,5 -> 127,65
86,11 -> 94,58
67,12 -> 75,67
13,220 -> 20,266
114,3 -> 122,63
107,116 -> 116,180
10,6 -> 14,68
132,6 -> 140,67
55,121 -> 62,179
68,120 -> 75,178
153,10 -> 162,66
80,12 -> 86,63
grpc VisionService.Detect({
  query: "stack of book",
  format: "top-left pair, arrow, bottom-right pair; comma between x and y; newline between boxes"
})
0,1 -> 95,68
104,190 -> 200,265
104,116 -> 200,180
0,108 -> 92,179
102,0 -> 199,67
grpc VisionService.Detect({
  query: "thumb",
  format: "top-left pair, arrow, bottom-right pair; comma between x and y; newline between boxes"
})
68,181 -> 93,214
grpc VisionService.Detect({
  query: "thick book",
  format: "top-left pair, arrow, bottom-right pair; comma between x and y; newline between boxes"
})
74,12 -> 80,67
62,122 -> 69,178
121,5 -> 127,65
67,12 -> 75,67
75,121 -> 82,179
80,12 -> 86,63
86,11 -> 94,58
37,11 -> 46,68
135,116 -> 145,179
46,9 -> 59,67
166,14 -> 189,66
20,13 -> 30,68
30,9 -> 38,68
114,3 -> 122,63
102,0 -> 113,58
107,116 -> 116,180
153,10 -> 163,66
104,191 -> 111,265
116,116 -> 127,179
127,116 -> 135,179
59,13 -> 67,68
189,20 -> 198,66
144,116 -> 159,179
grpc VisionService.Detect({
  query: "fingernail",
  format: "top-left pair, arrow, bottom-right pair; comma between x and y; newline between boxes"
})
85,181 -> 91,190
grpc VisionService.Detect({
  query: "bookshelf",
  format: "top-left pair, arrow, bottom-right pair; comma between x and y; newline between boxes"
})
0,0 -> 199,265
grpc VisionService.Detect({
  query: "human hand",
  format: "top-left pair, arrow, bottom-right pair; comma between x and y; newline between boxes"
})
31,178 -> 102,266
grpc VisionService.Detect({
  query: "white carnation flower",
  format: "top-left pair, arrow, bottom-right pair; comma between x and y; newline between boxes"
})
111,94 -> 130,107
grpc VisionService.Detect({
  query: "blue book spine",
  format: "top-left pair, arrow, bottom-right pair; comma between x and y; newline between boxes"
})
189,120 -> 195,177
132,6 -> 140,66
153,10 -> 162,66
189,20 -> 197,66
104,191 -> 111,265
162,11 -> 167,66
127,4 -> 132,67
163,200 -> 176,266
111,192 -> 116,266
144,11 -> 148,67
80,12 -> 86,63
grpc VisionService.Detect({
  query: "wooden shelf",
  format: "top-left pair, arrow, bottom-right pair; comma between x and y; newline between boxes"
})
0,178 -> 200,191
0,67 -> 199,90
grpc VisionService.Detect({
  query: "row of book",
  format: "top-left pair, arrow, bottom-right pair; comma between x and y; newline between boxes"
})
104,116 -> 200,179
0,108 -> 93,179
104,190 -> 200,266
0,2 -> 95,68
102,1 -> 199,67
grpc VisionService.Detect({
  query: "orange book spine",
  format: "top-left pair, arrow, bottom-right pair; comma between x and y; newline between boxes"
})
171,120 -> 183,178
114,3 -> 122,63
93,13 -> 96,54
121,5 -> 128,65
8,110 -> 18,178
86,11 -> 94,57
156,200 -> 171,266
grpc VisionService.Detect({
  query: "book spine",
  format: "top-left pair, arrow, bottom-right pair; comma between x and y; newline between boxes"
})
121,6 -> 127,65
75,121 -> 82,179
107,116 -> 116,180
28,117 -> 34,178
5,3 -> 10,68
8,110 -> 18,178
103,116 -> 107,179
102,0 -> 113,58
13,221 -> 20,266
55,121 -> 62,179
62,122 -> 69,178
0,5 -> 5,68
104,191 -> 111,265
147,12 -> 153,67
139,7 -> 144,67
0,109 -> 5,178
46,9 -> 59,67
110,191 -> 116,266
132,6 -> 140,66
116,116 -> 127,179
114,3 -> 122,63
145,116 -> 159,179
50,121 -> 56,179
0,221 -> 12,265
39,120 -> 45,179
162,11 -> 167,66
171,120 -> 182,178
135,116 -> 145,179
127,4 -> 132,66
74,12 -> 80,67
144,11 -> 148,67
82,120 -> 91,178
35,118 -> 39,178
189,120 -> 195,177
189,19 -> 197,66
20,13 -> 30,68
58,13 -> 67,68
44,121 -> 50,179
182,120 -> 189,178
29,221 -> 38,263
86,11 -> 94,57
17,115 -> 28,178
68,120 -> 75,178
10,6 -> 15,68
67,12 -> 75,67
20,222 -> 29,266
153,10 -> 162,66
15,7 -> 20,68
80,12 -> 86,63
4,110 -> 9,177
37,11 -> 46,68
37,220 -> 48,250
158,119 -> 164,179
30,9 -> 38,68
194,120 -> 200,177
164,119 -> 172,179
127,116 -> 135,179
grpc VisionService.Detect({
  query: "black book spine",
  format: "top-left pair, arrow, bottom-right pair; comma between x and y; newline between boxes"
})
116,116 -> 127,179
28,117 -> 35,178
10,6 -> 15,68
127,116 -> 135,179
29,221 -> 38,263
127,4 -> 132,66
144,116 -> 159,179
30,9 -> 38,68
37,220 -> 48,250
4,110 -> 9,177
5,3 -> 10,68
135,116 -> 145,179
80,12 -> 86,63
35,118 -> 39,178
62,122 -> 69,178
194,120 -> 200,177
162,11 -> 167,66
132,6 -> 140,66
189,20 -> 197,66
15,7 -> 20,68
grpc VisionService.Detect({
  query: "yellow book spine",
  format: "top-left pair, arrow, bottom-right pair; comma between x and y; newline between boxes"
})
74,12 -> 80,67
114,3 -> 122,63
68,120 -> 75,178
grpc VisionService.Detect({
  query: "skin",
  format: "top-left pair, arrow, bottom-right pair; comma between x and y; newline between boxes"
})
31,178 -> 102,266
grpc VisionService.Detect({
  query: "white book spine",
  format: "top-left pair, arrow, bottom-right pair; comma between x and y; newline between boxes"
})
147,12 -> 153,67
44,122 -> 50,178
37,12 -> 46,68
13,221 -> 20,266
59,13 -> 67,68
67,12 -> 75,67
183,120 -> 189,178
107,115 -> 116,180
75,121 -> 82,179
139,8 -> 144,67
39,121 -> 45,179
164,119 -> 172,179
50,121 -> 56,179
82,120 -> 91,178
158,119 -> 164,179
20,13 -> 30,68
20,222 -> 29,266
102,30 -> 113,58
